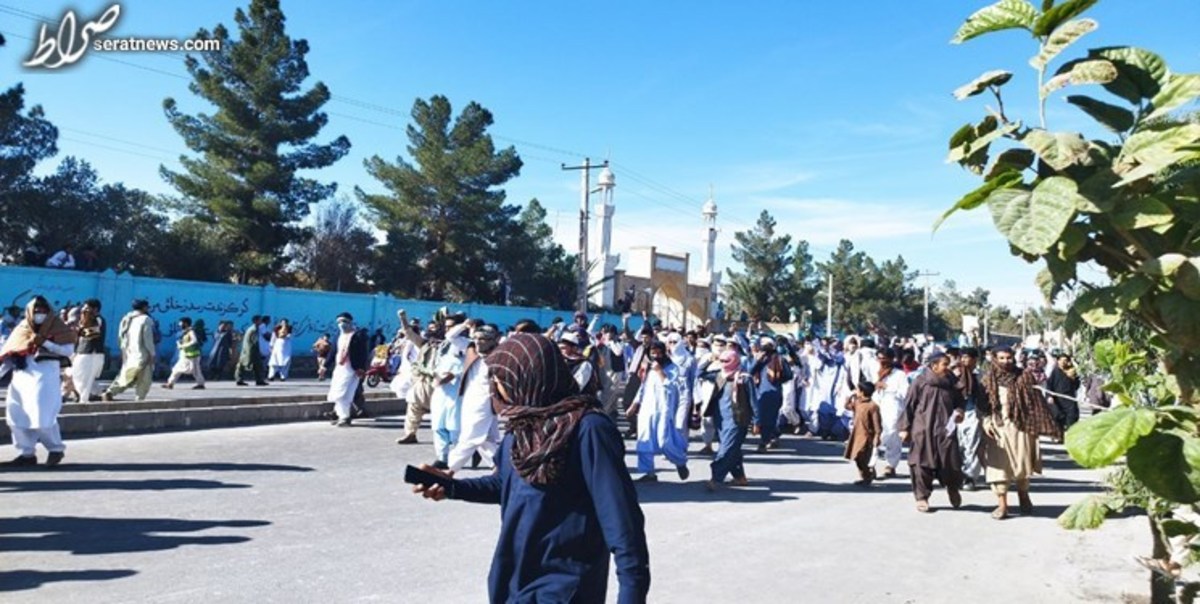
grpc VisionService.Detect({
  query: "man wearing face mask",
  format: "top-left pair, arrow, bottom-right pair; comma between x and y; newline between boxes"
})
326,312 -> 370,427
446,324 -> 501,472
627,341 -> 690,483
2,296 -> 77,466
103,300 -> 156,402
703,348 -> 753,490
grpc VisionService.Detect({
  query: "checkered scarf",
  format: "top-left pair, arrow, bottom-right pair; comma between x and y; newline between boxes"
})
489,334 -> 599,486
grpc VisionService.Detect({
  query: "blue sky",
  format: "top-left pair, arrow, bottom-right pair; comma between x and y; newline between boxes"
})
2,1 -> 1198,312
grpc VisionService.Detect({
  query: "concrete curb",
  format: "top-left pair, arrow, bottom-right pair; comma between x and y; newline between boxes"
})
1,399 -> 408,441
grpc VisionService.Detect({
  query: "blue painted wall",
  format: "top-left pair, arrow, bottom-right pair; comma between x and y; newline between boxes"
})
0,266 -> 645,360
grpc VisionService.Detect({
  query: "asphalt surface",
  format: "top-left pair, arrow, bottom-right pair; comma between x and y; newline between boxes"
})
0,416 -> 1147,603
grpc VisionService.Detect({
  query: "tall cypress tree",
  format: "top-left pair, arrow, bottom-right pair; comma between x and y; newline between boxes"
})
161,0 -> 350,283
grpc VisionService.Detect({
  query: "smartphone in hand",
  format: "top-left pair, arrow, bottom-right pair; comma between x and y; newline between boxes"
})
404,464 -> 455,490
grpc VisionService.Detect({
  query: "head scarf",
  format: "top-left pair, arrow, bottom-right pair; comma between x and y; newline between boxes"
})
0,295 -> 77,358
488,334 -> 599,486
719,349 -> 741,377
981,357 -> 1060,439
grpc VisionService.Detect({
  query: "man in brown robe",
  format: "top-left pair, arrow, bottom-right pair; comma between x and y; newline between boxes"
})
980,346 -> 1061,519
899,353 -> 965,512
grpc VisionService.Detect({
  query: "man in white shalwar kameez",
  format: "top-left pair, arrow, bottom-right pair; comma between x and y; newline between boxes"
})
388,328 -> 420,401
103,300 -> 155,402
628,341 -> 690,482
666,333 -> 696,438
430,323 -> 470,468
872,347 -> 909,479
70,299 -> 106,402
327,313 -> 368,427
446,325 -> 501,472
2,296 -> 76,466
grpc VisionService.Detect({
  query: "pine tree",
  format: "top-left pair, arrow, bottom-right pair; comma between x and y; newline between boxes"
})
161,0 -> 350,283
0,84 -> 58,261
357,95 -> 522,301
725,210 -> 794,320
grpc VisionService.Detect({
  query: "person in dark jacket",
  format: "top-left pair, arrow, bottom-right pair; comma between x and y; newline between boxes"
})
207,321 -> 234,381
899,352 -> 966,513
327,312 -> 370,427
412,334 -> 651,603
1045,352 -> 1081,434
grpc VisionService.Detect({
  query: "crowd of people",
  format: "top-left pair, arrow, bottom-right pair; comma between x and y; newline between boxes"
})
377,308 -> 1090,506
1,293 -> 1096,600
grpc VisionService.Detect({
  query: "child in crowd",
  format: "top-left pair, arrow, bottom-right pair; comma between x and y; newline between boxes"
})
843,382 -> 881,486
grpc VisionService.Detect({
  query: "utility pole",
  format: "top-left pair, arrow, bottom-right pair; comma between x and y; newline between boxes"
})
826,273 -> 834,337
982,304 -> 990,347
562,159 -> 608,313
916,270 -> 940,337
1013,300 -> 1034,344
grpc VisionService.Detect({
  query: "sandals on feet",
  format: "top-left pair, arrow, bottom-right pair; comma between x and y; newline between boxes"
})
991,507 -> 1009,520
916,500 -> 931,513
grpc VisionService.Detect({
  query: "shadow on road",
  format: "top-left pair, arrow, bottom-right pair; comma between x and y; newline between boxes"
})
0,569 -> 138,593
0,479 -> 252,493
27,462 -> 315,473
633,476 -> 915,504
0,516 -> 270,555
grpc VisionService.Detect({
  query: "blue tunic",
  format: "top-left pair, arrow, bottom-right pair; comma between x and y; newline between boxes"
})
450,413 -> 651,603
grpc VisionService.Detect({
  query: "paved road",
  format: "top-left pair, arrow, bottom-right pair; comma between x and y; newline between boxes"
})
0,416 -> 1146,603
78,377 -> 394,403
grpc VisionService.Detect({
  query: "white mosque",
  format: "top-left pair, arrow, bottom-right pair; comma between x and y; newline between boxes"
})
587,166 -> 722,329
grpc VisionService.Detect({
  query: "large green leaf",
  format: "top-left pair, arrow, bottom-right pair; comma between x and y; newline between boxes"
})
1090,46 -> 1169,104
1065,95 -> 1135,134
1115,124 -> 1200,186
1127,431 -> 1200,504
986,148 -> 1037,179
1030,19 -> 1097,70
1155,292 -> 1200,349
987,176 -> 1078,254
952,0 -> 1040,44
948,120 -> 1022,173
1074,286 -> 1123,328
1065,406 -> 1157,467
1093,339 -> 1118,370
1021,128 -> 1091,171
934,170 -> 1024,232
1058,495 -> 1111,530
1146,74 -> 1200,122
1112,197 -> 1175,230
1033,0 -> 1098,36
953,70 -> 1014,100
1041,59 -> 1118,98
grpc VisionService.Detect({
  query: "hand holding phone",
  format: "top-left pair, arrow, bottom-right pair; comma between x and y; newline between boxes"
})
405,464 -> 454,501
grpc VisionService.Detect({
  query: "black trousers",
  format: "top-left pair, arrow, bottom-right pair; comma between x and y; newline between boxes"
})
1053,397 -> 1080,431
910,464 -> 962,501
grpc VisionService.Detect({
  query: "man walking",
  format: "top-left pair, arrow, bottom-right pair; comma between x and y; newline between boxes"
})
981,346 -> 1061,519
899,352 -> 965,513
236,316 -> 267,386
327,312 -> 369,427
103,299 -> 155,402
70,299 -> 106,402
